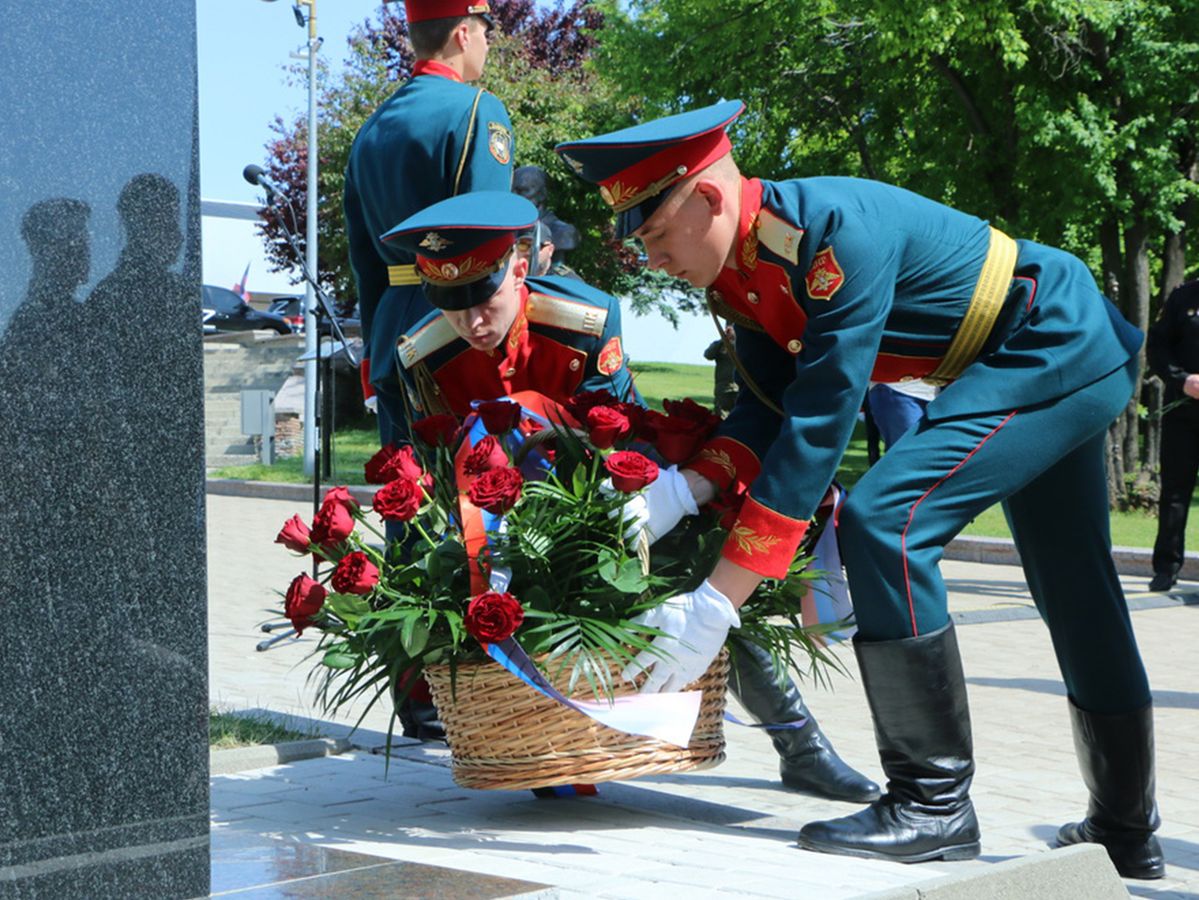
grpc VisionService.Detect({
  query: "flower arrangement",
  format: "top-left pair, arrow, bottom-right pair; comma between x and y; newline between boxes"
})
272,390 -> 839,734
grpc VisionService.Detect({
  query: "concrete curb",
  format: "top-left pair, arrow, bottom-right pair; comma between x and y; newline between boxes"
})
209,737 -> 353,776
206,478 -> 374,507
207,478 -> 1199,580
859,844 -> 1128,900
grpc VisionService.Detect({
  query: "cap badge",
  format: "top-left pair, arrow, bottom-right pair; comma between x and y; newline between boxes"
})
420,232 -> 451,252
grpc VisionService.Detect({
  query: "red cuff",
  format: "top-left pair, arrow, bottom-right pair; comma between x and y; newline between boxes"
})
359,357 -> 375,400
686,436 -> 760,492
721,496 -> 809,579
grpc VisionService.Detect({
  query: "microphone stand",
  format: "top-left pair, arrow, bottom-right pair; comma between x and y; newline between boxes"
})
259,189 -> 361,575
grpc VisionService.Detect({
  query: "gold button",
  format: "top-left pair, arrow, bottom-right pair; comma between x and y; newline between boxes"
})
899,375 -> 915,383
747,291 -> 760,305
569,359 -> 581,371
787,339 -> 802,354
504,367 -> 517,378
781,283 -> 790,295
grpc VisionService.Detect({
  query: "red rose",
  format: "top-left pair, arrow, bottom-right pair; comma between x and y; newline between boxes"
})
564,389 -> 615,421
476,399 -> 522,434
663,397 -> 721,434
412,414 -> 459,447
586,405 -> 631,449
464,591 -> 525,643
372,477 -> 423,522
464,434 -> 509,475
364,444 -> 400,484
467,466 -> 523,514
654,416 -> 708,464
275,514 -> 311,554
331,551 -> 380,595
285,573 -> 327,635
604,451 -> 660,492
638,409 -> 668,441
322,485 -> 359,511
310,492 -> 356,548
616,402 -> 648,438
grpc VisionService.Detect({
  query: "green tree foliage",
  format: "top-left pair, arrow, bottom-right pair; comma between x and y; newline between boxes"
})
594,0 -> 1199,500
257,2 -> 700,321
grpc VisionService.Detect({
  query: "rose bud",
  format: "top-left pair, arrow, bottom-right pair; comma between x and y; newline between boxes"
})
275,514 -> 312,554
604,450 -> 660,493
586,405 -> 631,450
476,400 -> 522,435
310,493 -> 356,548
412,414 -> 459,447
285,573 -> 327,635
331,551 -> 380,595
464,591 -> 525,643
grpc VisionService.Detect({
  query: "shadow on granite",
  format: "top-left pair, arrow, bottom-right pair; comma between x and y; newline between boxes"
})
210,829 -> 554,898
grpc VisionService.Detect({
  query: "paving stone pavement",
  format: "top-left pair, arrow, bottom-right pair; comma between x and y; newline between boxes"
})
208,493 -> 1199,898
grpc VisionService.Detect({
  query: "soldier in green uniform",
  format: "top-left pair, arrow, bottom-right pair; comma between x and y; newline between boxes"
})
344,0 -> 513,458
383,191 -> 880,802
556,101 -> 1163,879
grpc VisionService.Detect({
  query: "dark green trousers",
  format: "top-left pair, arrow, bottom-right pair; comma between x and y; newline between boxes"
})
839,358 -> 1150,714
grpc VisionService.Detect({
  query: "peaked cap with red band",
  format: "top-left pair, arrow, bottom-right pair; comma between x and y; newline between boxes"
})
403,0 -> 492,24
554,99 -> 744,239
381,191 -> 537,311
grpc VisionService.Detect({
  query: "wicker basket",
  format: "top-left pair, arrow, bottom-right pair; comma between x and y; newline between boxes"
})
424,650 -> 729,790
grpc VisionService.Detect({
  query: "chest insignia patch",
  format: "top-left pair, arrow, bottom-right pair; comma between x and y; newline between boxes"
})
597,336 -> 623,375
488,121 -> 512,165
805,246 -> 845,301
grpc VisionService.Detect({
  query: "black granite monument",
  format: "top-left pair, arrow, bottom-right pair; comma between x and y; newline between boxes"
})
0,3 -> 209,897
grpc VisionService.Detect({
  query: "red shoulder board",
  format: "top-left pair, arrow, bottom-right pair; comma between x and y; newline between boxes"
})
805,246 -> 845,301
597,336 -> 623,375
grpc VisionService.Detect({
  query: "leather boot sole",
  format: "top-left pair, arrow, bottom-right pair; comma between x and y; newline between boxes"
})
797,833 -> 981,863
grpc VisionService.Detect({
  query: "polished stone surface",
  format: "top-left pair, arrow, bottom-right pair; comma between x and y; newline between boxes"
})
0,2 -> 208,897
210,830 -> 554,898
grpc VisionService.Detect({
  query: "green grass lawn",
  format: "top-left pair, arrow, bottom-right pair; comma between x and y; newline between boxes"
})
209,708 -> 317,749
212,360 -> 1184,550
629,360 -> 715,411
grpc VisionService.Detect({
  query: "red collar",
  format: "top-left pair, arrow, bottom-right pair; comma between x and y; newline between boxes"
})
412,59 -> 463,83
729,177 -> 764,274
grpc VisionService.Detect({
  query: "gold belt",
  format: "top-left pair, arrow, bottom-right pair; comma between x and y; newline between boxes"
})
387,265 -> 421,286
925,227 -> 1018,386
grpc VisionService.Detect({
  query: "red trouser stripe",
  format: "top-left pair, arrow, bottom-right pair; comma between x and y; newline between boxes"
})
900,411 -> 1017,636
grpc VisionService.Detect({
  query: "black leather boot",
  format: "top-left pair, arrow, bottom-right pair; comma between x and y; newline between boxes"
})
1056,699 -> 1165,879
393,675 -> 446,741
728,638 -> 879,803
797,622 -> 981,863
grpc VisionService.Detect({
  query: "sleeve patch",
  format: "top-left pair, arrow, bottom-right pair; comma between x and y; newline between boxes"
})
488,122 -> 511,164
597,336 -> 623,375
805,246 -> 845,301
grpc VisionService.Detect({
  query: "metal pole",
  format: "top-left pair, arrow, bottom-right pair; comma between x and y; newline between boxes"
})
301,0 -> 319,477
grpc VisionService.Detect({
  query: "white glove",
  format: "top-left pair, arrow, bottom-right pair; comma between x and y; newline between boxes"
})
364,396 -> 378,414
622,580 -> 740,693
609,465 -> 698,545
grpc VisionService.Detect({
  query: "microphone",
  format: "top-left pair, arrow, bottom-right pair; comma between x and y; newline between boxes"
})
243,164 -> 282,200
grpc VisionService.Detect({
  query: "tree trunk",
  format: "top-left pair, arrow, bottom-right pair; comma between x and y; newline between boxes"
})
1121,217 -> 1152,475
1099,217 -> 1126,505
